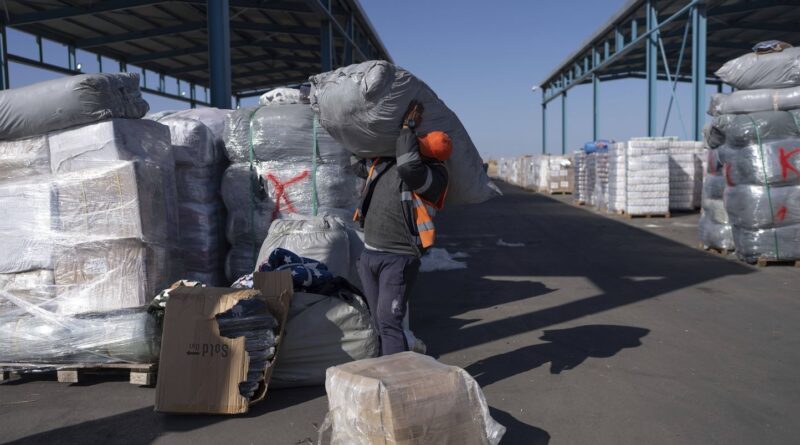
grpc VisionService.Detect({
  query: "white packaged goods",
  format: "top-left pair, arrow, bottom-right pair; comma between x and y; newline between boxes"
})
310,60 -> 499,206
256,216 -> 362,284
608,143 -> 627,213
708,86 -> 800,116
536,155 -> 573,194
224,104 -> 348,164
715,46 -> 800,90
271,291 -> 378,388
0,73 -> 148,141
0,135 -> 50,180
611,140 -> 670,215
0,177 -> 55,273
668,141 -> 705,211
594,150 -> 609,209
259,86 -> 310,105
574,150 -> 587,203
584,152 -> 597,206
319,352 -> 505,445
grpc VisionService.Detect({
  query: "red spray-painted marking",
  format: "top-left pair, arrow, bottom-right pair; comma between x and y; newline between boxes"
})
265,170 -> 310,220
779,146 -> 800,180
776,206 -> 788,222
724,163 -> 734,187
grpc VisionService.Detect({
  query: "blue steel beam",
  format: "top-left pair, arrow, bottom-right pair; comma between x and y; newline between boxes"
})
207,0 -> 232,109
76,22 -> 204,48
661,19 -> 691,137
542,100 -> 547,155
0,26 -> 8,90
7,0 -> 165,26
302,0 -> 369,61
230,21 -> 318,36
166,54 -> 319,75
646,0 -> 658,137
542,0 -> 698,104
592,49 -> 598,141
126,40 -> 320,64
692,1 -> 707,141
561,76 -> 567,155
319,0 -> 333,72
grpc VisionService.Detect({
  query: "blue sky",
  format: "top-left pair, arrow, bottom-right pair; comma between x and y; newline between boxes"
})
5,0 -> 724,158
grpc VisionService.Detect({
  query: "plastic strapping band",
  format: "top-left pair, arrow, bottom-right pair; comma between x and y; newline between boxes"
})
311,115 -> 320,216
247,107 -> 260,264
748,115 -> 780,259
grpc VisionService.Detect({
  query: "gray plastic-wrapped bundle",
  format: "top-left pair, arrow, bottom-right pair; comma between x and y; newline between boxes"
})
176,165 -> 224,204
725,184 -> 800,229
223,104 -> 348,164
708,86 -> 800,116
715,46 -> 800,90
271,291 -> 378,388
0,73 -> 149,141
158,116 -> 225,167
259,86 -> 310,105
718,140 -> 800,186
309,60 -> 499,206
705,110 -> 800,149
699,172 -> 735,251
0,136 -> 50,180
179,202 -> 227,286
319,352 -> 505,445
732,226 -> 800,262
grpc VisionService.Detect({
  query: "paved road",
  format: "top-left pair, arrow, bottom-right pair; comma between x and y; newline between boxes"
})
2,182 -> 799,444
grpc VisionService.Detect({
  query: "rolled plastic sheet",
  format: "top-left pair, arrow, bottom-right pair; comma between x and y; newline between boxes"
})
708,86 -> 800,116
715,46 -> 800,90
310,60 -> 499,206
0,73 -> 149,141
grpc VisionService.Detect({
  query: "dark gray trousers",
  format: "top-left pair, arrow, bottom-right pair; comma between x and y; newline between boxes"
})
357,250 -> 421,356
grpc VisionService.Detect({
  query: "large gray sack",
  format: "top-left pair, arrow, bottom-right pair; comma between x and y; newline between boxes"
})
718,140 -> 800,187
309,61 -> 499,206
708,86 -> 800,116
270,291 -> 378,388
704,111 -> 800,149
715,47 -> 800,90
0,73 -> 149,141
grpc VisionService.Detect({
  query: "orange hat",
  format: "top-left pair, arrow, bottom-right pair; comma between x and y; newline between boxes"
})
418,131 -> 453,161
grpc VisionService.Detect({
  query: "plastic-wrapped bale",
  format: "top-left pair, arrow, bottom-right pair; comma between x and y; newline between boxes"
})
699,172 -> 735,251
0,73 -> 149,141
668,141 -> 705,211
732,226 -> 800,263
0,177 -> 55,274
574,150 -> 587,203
259,86 -> 310,105
623,140 -> 670,216
518,156 -> 533,189
175,164 -> 225,204
319,351 -> 505,445
256,216 -> 363,285
704,110 -> 800,149
0,135 -> 50,180
584,152 -> 597,206
608,142 -> 627,213
708,86 -> 800,116
593,150 -> 609,209
223,104 -> 349,164
271,291 -> 378,388
179,202 -> 227,286
715,46 -> 800,90
152,107 -> 231,146
0,270 -> 55,316
545,155 -> 573,194
310,61 -> 499,206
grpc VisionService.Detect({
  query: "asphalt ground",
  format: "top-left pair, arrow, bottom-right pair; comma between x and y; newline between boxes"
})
2,181 -> 799,444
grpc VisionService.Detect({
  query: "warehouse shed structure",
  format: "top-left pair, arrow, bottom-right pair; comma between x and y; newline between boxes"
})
0,0 -> 392,108
539,0 -> 800,154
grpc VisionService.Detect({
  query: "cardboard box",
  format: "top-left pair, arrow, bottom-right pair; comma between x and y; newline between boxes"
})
155,270 -> 293,414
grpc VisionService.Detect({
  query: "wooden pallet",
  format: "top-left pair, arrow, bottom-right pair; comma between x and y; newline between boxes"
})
700,245 -> 734,256
625,212 -> 671,219
548,190 -> 572,195
755,258 -> 800,268
575,200 -> 586,206
0,362 -> 157,386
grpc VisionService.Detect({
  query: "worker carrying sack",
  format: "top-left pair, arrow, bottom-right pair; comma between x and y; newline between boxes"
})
309,60 -> 500,206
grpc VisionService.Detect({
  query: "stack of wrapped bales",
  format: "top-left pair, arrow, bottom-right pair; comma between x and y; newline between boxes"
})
593,149 -> 609,209
668,140 -> 705,211
519,155 -> 535,189
618,138 -> 670,216
535,155 -> 573,194
709,42 -> 800,262
698,148 -> 735,251
0,73 -> 175,365
222,97 -> 359,281
574,149 -> 588,203
608,142 -> 627,213
149,109 -> 232,286
584,151 -> 597,206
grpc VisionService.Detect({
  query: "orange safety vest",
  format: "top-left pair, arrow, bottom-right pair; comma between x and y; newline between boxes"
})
355,158 -> 447,249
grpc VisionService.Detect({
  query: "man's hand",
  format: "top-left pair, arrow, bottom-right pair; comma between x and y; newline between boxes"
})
402,100 -> 424,129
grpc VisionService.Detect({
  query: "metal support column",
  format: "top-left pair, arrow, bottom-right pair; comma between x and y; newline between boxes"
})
561,91 -> 567,155
692,1 -> 707,141
190,83 -> 197,108
36,36 -> 43,62
541,101 -> 547,155
592,48 -> 599,141
207,0 -> 232,109
119,61 -> 127,72
343,13 -> 354,66
0,26 -> 8,90
646,1 -> 658,137
97,54 -> 103,72
68,45 -> 77,71
320,0 -> 333,72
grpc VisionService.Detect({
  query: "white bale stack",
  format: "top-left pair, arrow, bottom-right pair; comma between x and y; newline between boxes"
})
623,139 -> 670,215
584,152 -> 597,206
593,150 -> 609,209
608,142 -> 627,213
574,150 -> 587,203
668,140 -> 705,211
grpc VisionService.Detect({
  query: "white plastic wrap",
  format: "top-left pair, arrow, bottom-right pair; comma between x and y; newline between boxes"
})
259,86 -> 310,105
319,352 -> 505,445
594,150 -> 609,209
708,86 -> 800,116
0,135 -> 50,180
668,141 -> 704,211
715,46 -> 800,90
574,150 -> 587,203
310,61 -> 499,206
619,140 -> 671,215
0,73 -> 148,141
584,152 -> 597,206
699,173 -> 735,251
608,143 -> 627,213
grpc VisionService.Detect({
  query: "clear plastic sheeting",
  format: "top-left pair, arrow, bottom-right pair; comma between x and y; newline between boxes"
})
271,291 -> 378,389
715,46 -> 800,90
608,143 -> 627,213
0,73 -> 149,141
157,116 -> 224,167
574,150 -> 588,203
310,61 -> 499,206
319,351 -> 505,445
708,86 -> 800,116
0,135 -> 50,180
724,184 -> 800,229
224,104 -> 348,164
584,152 -> 597,206
732,226 -> 800,263
259,86 -> 310,105
619,140 -> 670,215
705,110 -> 800,149
594,150 -> 609,210
699,173 -> 735,251
668,141 -> 704,211
718,139 -> 800,186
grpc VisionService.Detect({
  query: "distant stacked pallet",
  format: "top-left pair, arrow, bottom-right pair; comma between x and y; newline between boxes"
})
584,152 -> 597,206
593,149 -> 609,209
608,143 -> 627,213
542,155 -> 573,194
610,138 -> 671,217
668,141 -> 705,211
573,150 -> 587,204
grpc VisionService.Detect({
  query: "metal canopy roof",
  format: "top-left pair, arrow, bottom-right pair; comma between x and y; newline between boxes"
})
540,0 -> 800,92
1,0 -> 392,97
